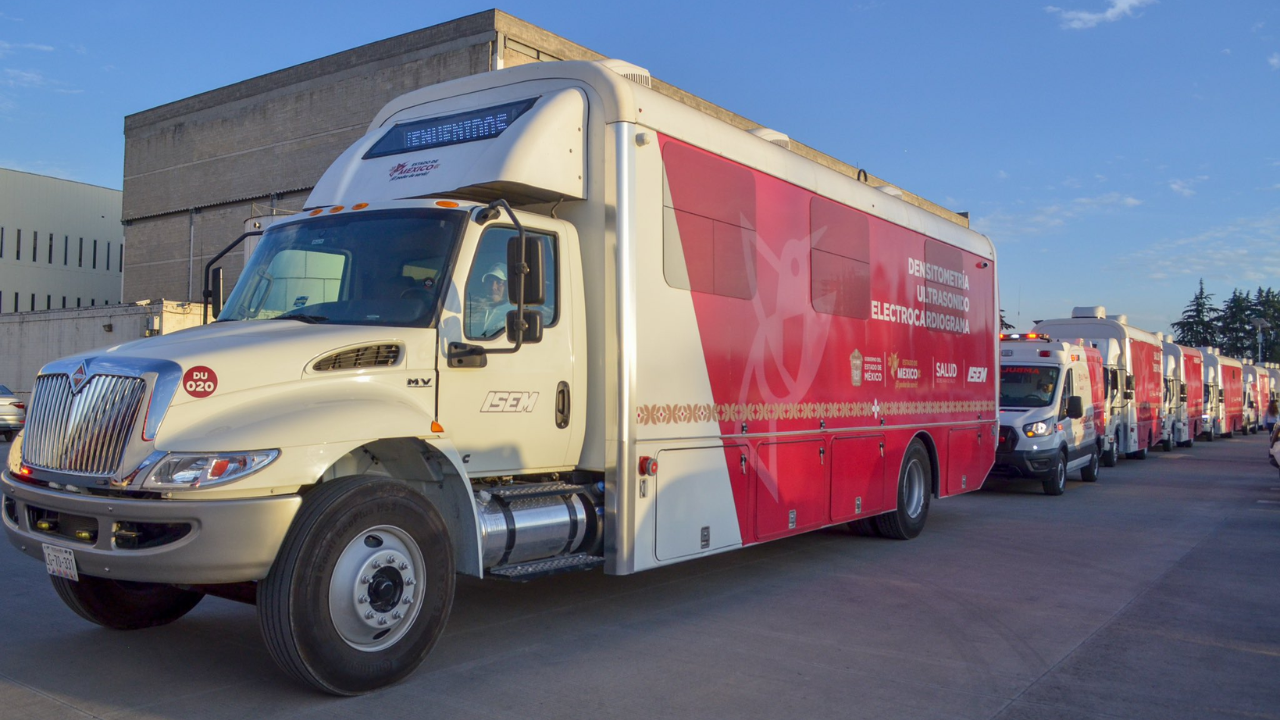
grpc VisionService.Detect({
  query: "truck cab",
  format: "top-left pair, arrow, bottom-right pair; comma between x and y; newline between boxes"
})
992,333 -> 1100,495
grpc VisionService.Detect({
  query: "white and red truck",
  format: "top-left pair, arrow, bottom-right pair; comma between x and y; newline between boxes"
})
1,59 -> 997,694
992,333 -> 1104,494
1034,308 -> 1162,460
1243,362 -> 1265,433
1199,348 -> 1243,438
1161,339 -> 1204,447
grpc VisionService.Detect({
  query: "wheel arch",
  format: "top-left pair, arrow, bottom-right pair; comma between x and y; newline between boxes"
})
307,437 -> 483,578
911,431 -> 941,498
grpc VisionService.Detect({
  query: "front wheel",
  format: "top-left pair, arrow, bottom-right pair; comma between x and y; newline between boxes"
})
1101,442 -> 1118,467
51,575 -> 204,630
258,476 -> 455,695
1042,452 -> 1066,495
875,440 -> 931,540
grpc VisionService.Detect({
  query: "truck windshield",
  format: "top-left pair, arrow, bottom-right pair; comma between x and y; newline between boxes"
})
999,365 -> 1060,408
219,208 -> 465,327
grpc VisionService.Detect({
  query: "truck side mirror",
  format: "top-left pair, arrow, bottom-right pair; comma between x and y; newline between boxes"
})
1123,389 -> 1135,400
1067,395 -> 1085,420
506,309 -> 543,344
211,266 -> 225,319
507,236 -> 545,306
1125,374 -> 1134,392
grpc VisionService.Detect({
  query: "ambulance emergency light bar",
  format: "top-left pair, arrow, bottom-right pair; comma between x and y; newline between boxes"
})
364,97 -> 539,159
1000,333 -> 1052,342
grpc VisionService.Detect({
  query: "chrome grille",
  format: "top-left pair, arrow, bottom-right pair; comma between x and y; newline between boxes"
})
23,373 -> 148,476
312,344 -> 401,371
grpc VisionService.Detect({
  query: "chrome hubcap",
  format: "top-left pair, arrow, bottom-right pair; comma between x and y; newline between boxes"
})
329,525 -> 425,652
903,457 -> 925,518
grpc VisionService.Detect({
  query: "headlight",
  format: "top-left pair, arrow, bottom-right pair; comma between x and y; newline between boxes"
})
1023,419 -> 1055,437
141,450 -> 279,490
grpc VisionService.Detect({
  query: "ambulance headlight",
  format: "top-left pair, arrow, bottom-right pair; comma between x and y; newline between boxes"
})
141,450 -> 279,490
1023,420 -> 1054,438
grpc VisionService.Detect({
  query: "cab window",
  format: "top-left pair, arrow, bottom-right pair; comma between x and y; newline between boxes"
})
1059,369 -> 1074,419
464,227 -> 558,340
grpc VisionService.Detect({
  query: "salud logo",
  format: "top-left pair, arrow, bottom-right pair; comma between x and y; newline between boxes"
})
69,362 -> 89,394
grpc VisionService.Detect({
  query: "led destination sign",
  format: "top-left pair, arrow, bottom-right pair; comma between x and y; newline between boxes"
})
364,98 -> 539,159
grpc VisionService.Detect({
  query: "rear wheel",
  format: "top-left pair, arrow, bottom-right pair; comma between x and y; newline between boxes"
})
1042,452 -> 1066,495
1080,447 -> 1100,482
875,441 -> 931,540
51,575 -> 204,630
1127,446 -> 1148,460
258,476 -> 455,695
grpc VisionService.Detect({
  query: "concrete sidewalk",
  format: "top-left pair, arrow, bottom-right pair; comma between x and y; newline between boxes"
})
1,435 -> 1277,719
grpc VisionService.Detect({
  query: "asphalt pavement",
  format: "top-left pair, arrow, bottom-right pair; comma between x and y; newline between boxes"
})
1,434 -> 1278,720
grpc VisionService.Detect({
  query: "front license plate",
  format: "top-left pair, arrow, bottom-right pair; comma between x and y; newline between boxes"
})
43,543 -> 78,582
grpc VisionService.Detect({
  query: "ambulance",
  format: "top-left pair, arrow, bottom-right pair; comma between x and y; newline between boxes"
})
993,334 -> 1103,495
1199,348 -> 1243,438
2,59 -> 998,694
1160,339 -> 1203,448
1033,308 -> 1163,460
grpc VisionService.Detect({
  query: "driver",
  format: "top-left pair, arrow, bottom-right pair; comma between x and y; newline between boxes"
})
1037,380 -> 1055,403
468,263 -> 515,338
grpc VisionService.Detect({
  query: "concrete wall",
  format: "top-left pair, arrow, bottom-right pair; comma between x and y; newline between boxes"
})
122,9 -> 965,304
0,301 -> 204,400
0,169 -> 124,313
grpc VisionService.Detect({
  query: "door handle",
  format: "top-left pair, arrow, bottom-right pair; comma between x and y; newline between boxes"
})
555,381 -> 570,429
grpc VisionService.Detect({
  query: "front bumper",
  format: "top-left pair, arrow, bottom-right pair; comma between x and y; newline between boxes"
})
991,446 -> 1060,479
2,470 -> 301,584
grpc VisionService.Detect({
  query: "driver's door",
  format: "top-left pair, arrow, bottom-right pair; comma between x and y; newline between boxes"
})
435,215 -> 581,475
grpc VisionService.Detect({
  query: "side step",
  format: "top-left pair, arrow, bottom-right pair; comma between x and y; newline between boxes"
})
487,482 -> 594,501
488,553 -> 604,582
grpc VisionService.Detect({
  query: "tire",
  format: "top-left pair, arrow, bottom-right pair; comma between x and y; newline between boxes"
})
1101,442 -> 1118,467
258,476 -> 455,695
1,430 -> 12,443
1080,447 -> 1100,483
875,440 -> 931,540
847,517 -> 880,537
1127,447 -> 1148,460
51,575 -> 203,630
1042,452 -> 1066,496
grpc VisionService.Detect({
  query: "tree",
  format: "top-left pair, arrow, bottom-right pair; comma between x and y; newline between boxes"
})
1215,289 -> 1256,358
1171,279 -> 1217,348
1254,287 -> 1280,362
999,308 -> 1015,331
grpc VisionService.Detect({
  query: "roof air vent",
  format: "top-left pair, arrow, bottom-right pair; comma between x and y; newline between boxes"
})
313,344 -> 402,371
598,59 -> 652,88
1072,306 -> 1105,319
1106,314 -> 1128,325
749,127 -> 791,149
877,185 -> 904,198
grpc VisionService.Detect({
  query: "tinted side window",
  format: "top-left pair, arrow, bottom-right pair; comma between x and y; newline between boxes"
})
464,228 -> 557,340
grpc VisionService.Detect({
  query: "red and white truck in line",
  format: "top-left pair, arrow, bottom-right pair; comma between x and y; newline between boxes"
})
1,59 -> 998,694
1033,308 -> 1163,461
1160,338 -> 1204,448
1198,347 -> 1243,438
1243,362 -> 1266,434
992,333 -> 1104,494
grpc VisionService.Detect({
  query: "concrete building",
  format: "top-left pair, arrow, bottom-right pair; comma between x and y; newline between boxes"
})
0,168 -> 123,312
122,9 -> 967,304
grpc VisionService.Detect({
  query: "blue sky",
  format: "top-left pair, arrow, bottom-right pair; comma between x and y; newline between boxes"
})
1,0 -> 1277,333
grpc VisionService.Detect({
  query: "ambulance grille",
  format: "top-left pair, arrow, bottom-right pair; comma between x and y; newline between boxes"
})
312,344 -> 402,371
23,374 -> 147,477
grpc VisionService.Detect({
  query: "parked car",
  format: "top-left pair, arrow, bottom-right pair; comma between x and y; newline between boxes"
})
0,385 -> 25,442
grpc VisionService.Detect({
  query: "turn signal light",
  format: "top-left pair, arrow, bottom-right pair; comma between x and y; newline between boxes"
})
430,421 -> 444,434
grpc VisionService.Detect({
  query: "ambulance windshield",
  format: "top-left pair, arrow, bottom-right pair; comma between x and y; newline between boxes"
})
999,365 -> 1060,408
219,208 -> 466,327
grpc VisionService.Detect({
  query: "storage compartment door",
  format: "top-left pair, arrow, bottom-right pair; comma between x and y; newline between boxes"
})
754,440 -> 828,541
654,446 -> 746,561
944,426 -> 984,496
830,436 -> 886,522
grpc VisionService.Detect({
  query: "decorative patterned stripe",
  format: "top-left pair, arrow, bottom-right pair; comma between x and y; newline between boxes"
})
636,400 -> 998,425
